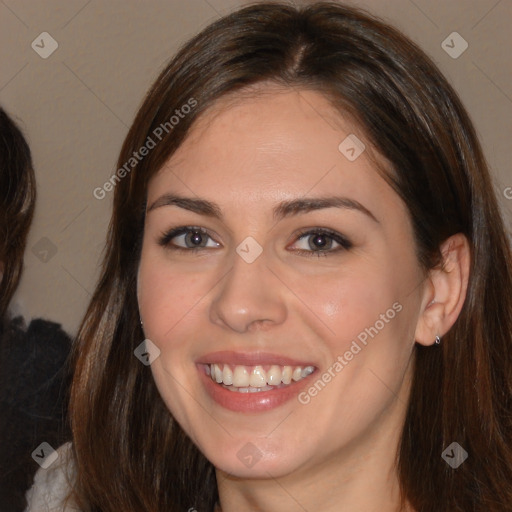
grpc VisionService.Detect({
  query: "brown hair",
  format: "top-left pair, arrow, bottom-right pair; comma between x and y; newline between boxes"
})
69,2 -> 512,510
0,108 -> 36,319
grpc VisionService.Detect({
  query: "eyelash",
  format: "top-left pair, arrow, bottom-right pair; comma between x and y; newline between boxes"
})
157,226 -> 353,258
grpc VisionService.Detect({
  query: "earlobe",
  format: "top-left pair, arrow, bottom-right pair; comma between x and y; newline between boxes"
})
414,233 -> 471,347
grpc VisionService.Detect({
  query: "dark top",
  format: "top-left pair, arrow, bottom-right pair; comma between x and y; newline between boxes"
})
0,316 -> 72,512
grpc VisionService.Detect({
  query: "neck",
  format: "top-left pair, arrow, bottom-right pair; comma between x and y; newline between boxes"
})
216,466 -> 406,512
215,399 -> 413,512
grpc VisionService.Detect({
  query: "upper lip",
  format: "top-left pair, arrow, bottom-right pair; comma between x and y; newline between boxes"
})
196,351 -> 316,367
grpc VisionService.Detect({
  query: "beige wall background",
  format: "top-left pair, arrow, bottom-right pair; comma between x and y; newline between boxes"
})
0,0 -> 510,336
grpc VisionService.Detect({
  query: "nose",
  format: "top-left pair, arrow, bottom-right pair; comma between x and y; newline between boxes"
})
209,249 -> 287,333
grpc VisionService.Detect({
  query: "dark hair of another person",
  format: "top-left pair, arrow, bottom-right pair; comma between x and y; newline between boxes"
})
68,3 -> 512,511
0,108 -> 36,319
0,109 -> 72,511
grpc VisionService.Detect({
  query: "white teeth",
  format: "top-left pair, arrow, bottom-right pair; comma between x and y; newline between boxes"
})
207,363 -> 315,389
232,366 -> 250,387
281,366 -> 292,385
222,365 -> 233,385
249,366 -> 267,388
302,366 -> 315,378
292,367 -> 303,381
266,365 -> 282,385
227,385 -> 274,393
214,364 -> 223,383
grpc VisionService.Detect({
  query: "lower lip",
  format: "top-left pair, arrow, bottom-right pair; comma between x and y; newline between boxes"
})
198,365 -> 314,413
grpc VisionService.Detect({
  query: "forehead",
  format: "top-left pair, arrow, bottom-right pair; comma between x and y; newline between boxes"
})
147,86 -> 393,212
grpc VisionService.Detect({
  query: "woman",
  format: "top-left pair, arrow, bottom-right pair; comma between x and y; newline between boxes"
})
0,107 -> 72,511
26,2 -> 512,511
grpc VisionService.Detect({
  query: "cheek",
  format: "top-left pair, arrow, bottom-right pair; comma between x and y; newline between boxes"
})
298,270 -> 413,421
293,264 -> 401,348
137,249 -> 204,347
292,254 -> 417,395
137,249 -> 207,433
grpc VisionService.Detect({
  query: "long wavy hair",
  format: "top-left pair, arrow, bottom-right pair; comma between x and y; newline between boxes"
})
0,107 -> 36,320
69,3 -> 512,511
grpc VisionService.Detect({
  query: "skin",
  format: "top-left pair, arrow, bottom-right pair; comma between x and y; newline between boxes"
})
137,85 -> 470,512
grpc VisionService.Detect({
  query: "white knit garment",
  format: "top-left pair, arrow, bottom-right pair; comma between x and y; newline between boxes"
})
24,442 -> 79,512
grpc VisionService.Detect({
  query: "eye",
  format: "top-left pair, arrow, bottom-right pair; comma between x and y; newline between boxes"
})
158,225 -> 352,258
290,228 -> 353,258
158,226 -> 220,252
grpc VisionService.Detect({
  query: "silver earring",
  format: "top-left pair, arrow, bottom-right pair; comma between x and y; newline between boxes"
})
434,335 -> 441,345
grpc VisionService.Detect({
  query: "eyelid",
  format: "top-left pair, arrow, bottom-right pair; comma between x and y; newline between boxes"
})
158,226 -> 219,248
158,225 -> 353,256
290,227 -> 353,255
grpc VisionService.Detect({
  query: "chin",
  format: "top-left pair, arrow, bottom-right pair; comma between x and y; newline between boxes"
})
199,432 -> 314,479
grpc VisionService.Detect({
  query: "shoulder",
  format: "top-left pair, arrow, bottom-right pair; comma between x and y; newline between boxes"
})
0,316 -> 72,386
24,442 -> 79,511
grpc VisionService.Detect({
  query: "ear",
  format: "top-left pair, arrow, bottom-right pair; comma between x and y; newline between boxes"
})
414,233 -> 471,346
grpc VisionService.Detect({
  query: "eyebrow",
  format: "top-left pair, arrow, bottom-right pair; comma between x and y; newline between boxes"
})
147,193 -> 378,223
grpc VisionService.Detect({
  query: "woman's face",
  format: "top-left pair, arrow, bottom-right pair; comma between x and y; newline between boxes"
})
138,86 -> 427,479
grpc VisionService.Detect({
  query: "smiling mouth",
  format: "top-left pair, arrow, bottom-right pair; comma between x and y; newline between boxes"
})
205,363 -> 316,393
